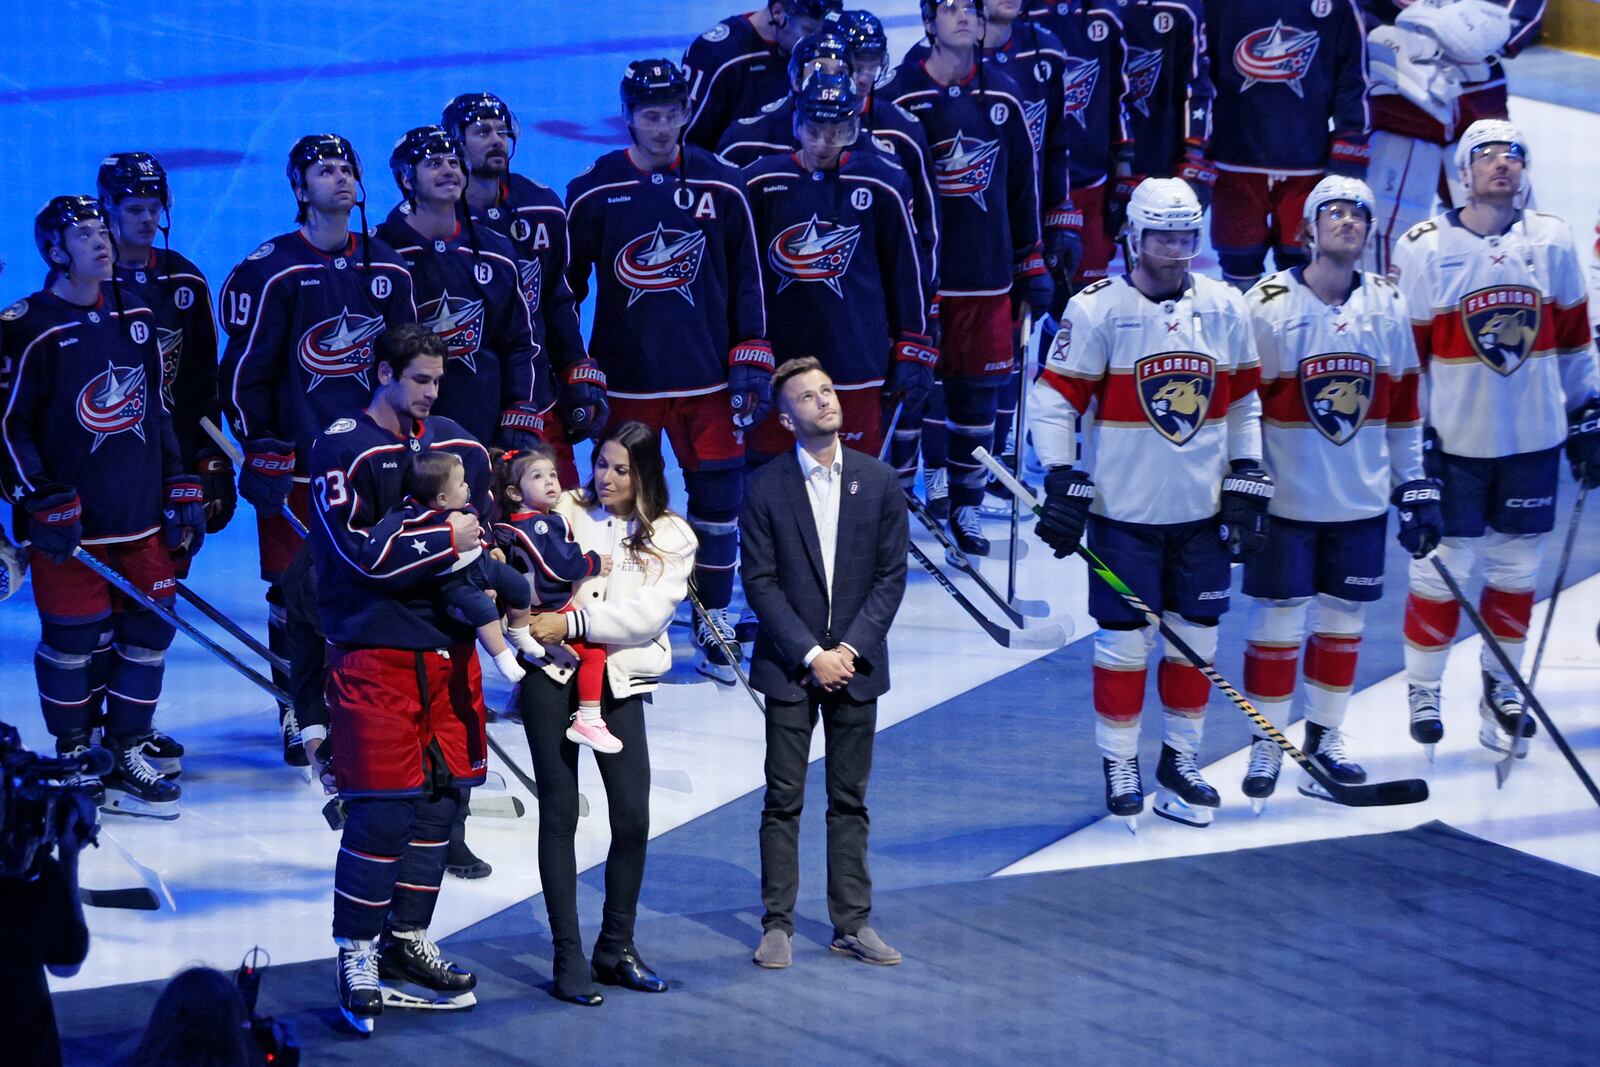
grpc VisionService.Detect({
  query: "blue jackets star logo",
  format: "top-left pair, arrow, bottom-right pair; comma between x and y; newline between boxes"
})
1062,57 -> 1100,129
613,223 -> 707,306
1233,21 -> 1320,98
769,214 -> 862,296
1125,46 -> 1164,118
933,130 -> 1002,209
296,307 -> 385,391
419,289 -> 487,371
75,361 -> 148,452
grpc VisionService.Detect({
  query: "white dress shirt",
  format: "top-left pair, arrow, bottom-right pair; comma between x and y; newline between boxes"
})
796,441 -> 854,669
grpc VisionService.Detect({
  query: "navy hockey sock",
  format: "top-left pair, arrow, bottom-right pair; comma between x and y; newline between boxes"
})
944,380 -> 999,511
87,626 -> 113,723
334,798 -> 416,941
104,608 -> 174,742
388,790 -> 460,932
920,383 -> 948,471
684,468 -> 742,610
35,628 -> 97,740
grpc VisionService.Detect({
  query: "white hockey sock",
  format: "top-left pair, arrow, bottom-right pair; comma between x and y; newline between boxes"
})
1095,716 -> 1140,761
1404,643 -> 1448,689
1161,709 -> 1204,756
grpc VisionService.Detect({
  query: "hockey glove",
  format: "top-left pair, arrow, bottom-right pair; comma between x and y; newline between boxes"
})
163,475 -> 207,557
239,438 -> 296,511
1421,425 -> 1444,483
728,339 -> 776,430
887,333 -> 939,413
1392,478 -> 1444,559
197,451 -> 237,534
1219,464 -> 1274,559
1177,148 -> 1218,211
1012,252 -> 1054,322
25,484 -> 82,564
1037,467 -> 1095,558
497,402 -> 551,451
1105,174 -> 1141,242
1567,398 -> 1600,489
558,358 -> 609,443
1043,202 -> 1085,289
1328,137 -> 1371,179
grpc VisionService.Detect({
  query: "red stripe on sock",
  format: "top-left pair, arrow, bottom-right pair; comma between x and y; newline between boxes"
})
1158,659 -> 1210,715
1304,633 -> 1360,690
1244,642 -> 1299,700
1093,665 -> 1146,722
1403,592 -> 1459,649
1480,586 -> 1535,641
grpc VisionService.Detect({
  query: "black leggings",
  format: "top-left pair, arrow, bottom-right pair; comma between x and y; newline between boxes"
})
520,668 -> 651,994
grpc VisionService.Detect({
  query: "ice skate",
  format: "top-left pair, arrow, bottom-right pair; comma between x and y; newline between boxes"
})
1298,722 -> 1367,802
1154,744 -> 1218,827
138,731 -> 184,777
949,506 -> 991,557
101,739 -> 180,820
57,734 -> 106,807
336,938 -> 382,1034
1407,683 -> 1442,761
694,607 -> 739,685
1241,737 -> 1282,816
1102,755 -> 1143,834
1478,671 -> 1534,758
378,929 -> 477,1010
925,466 -> 949,522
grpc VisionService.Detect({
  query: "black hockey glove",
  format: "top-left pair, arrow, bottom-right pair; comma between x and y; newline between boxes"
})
1566,397 -> 1600,489
558,359 -> 609,444
887,333 -> 939,414
197,451 -> 237,534
1392,478 -> 1443,559
1176,148 -> 1217,211
1043,202 -> 1085,290
1421,425 -> 1444,482
1037,467 -> 1095,558
1105,174 -> 1140,241
163,475 -> 207,557
1219,464 -> 1274,559
728,340 -> 776,430
497,402 -> 550,451
25,484 -> 82,564
1011,254 -> 1054,323
239,438 -> 296,511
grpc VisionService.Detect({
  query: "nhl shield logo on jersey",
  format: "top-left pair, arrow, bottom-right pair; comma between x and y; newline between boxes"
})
1462,286 -> 1540,376
1062,57 -> 1100,129
518,257 -> 541,313
418,290 -> 487,370
1299,354 -> 1375,445
1234,21 -> 1320,98
933,130 -> 1002,209
1124,47 -> 1165,117
297,307 -> 385,390
614,223 -> 707,306
76,361 -> 148,452
1135,353 -> 1215,445
770,214 -> 861,296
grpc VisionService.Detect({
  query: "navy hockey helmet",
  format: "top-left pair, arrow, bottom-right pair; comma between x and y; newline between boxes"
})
620,58 -> 690,116
921,0 -> 985,23
779,0 -> 845,20
788,30 -> 852,89
794,70 -> 860,126
286,133 -> 362,192
441,91 -> 521,147
389,125 -> 463,201
97,152 -> 170,209
34,195 -> 107,267
825,10 -> 888,61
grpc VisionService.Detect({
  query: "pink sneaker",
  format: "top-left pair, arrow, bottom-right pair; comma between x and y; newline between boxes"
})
565,714 -> 623,754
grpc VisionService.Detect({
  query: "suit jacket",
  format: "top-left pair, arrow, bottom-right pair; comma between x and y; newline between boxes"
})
739,444 -> 909,702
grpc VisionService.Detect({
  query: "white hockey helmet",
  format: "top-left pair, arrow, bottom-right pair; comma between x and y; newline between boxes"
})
1454,118 -> 1529,186
1302,174 -> 1374,254
1124,177 -> 1204,263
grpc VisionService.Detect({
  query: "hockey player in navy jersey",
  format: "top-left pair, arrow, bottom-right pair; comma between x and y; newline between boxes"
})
883,0 -> 1046,556
743,73 -> 933,463
308,324 -> 489,1031
218,134 -> 416,762
1029,178 -> 1268,830
684,0 -> 846,151
444,92 -> 604,482
716,28 -> 853,168
1117,1 -> 1213,225
1204,0 -> 1371,288
566,59 -> 772,681
97,153 -> 232,543
1,197 -> 205,820
375,126 -> 545,449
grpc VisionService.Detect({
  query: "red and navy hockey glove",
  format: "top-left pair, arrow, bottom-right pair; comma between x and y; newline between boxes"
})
163,475 -> 207,557
1043,202 -> 1085,290
1038,467 -> 1095,558
1567,398 -> 1600,489
1012,252 -> 1053,322
1177,148 -> 1218,211
1105,174 -> 1142,243
1392,479 -> 1443,559
497,402 -> 551,451
558,359 -> 609,443
25,484 -> 82,564
197,451 -> 237,534
1219,463 -> 1275,559
728,340 -> 776,430
887,332 -> 939,413
239,438 -> 296,511
1328,137 -> 1371,179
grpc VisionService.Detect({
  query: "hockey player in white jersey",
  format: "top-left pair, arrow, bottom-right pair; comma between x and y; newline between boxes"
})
1394,120 -> 1600,756
1238,176 -> 1438,810
1029,178 -> 1269,828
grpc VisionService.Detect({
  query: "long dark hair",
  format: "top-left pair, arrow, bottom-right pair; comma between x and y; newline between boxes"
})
582,420 -> 674,558
119,966 -> 257,1067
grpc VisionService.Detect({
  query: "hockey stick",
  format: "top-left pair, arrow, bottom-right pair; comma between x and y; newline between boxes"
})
200,417 -> 310,538
977,448 -> 1429,807
909,540 -> 1070,650
101,827 -> 176,911
79,886 -> 160,910
1428,555 -> 1600,806
687,585 -> 766,713
484,724 -> 590,818
1008,309 -> 1037,610
173,581 -> 290,674
71,548 -> 291,706
905,492 -> 1042,624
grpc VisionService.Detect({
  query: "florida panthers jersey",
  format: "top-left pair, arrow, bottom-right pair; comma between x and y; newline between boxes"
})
881,61 -> 1041,296
376,210 -> 546,444
1120,0 -> 1212,177
112,249 -> 219,469
308,410 -> 492,649
566,147 -> 766,398
1,289 -> 179,542
684,13 -> 791,150
218,231 -> 416,469
1392,209 -> 1598,459
1204,0 -> 1370,174
1030,273 -> 1263,524
1248,268 -> 1424,522
1026,1 -> 1133,188
744,150 -> 927,387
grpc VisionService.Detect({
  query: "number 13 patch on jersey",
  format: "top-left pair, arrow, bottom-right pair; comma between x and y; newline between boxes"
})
1136,352 -> 1214,445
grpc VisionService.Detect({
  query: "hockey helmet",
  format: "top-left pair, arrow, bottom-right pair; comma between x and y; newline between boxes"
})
97,152 -> 170,209
825,10 -> 888,61
1454,118 -> 1528,180
781,0 -> 846,21
1124,177 -> 1204,262
389,125 -> 463,201
441,92 -> 521,148
620,58 -> 690,118
794,70 -> 861,143
921,0 -> 986,24
34,195 -> 107,268
1303,174 -> 1375,227
789,30 -> 852,89
287,134 -> 362,192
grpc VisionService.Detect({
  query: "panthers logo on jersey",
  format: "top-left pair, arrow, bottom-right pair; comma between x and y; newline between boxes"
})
1233,21 -> 1319,98
1462,286 -> 1540,376
297,307 -> 385,390
1135,352 -> 1215,445
76,361 -> 148,452
418,290 -> 487,371
1299,354 -> 1374,446
769,215 -> 862,297
1124,46 -> 1165,118
614,223 -> 707,306
933,131 -> 1002,209
518,258 -> 541,314
1062,57 -> 1100,129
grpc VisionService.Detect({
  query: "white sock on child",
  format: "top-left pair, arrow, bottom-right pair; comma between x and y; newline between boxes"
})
578,704 -> 603,726
506,625 -> 545,658
493,647 -> 526,683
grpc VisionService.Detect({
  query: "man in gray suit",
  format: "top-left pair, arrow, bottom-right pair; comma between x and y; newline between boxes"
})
739,356 -> 910,969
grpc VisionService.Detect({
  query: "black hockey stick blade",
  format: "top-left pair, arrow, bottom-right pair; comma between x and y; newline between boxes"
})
80,886 -> 160,910
102,829 -> 176,911
909,542 -> 1070,650
907,493 -> 1030,627
1319,775 -> 1430,807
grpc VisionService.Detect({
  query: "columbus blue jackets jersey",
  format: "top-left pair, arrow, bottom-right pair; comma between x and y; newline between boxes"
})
495,507 -> 605,612
1204,0 -> 1371,174
308,410 -> 492,649
112,248 -> 219,469
376,210 -> 547,445
0,288 -> 179,542
744,150 -> 928,387
1120,0 -> 1213,177
881,60 -> 1041,296
566,147 -> 766,398
1026,1 -> 1133,188
218,231 -> 416,470
683,13 -> 791,150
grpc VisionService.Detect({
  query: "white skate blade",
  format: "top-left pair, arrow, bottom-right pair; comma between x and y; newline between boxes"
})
1424,743 -> 1436,764
1116,813 -> 1138,835
338,1005 -> 376,1034
380,983 -> 477,1010
1249,797 -> 1266,816
1153,789 -> 1215,827
1477,722 -> 1529,759
100,792 -> 180,820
